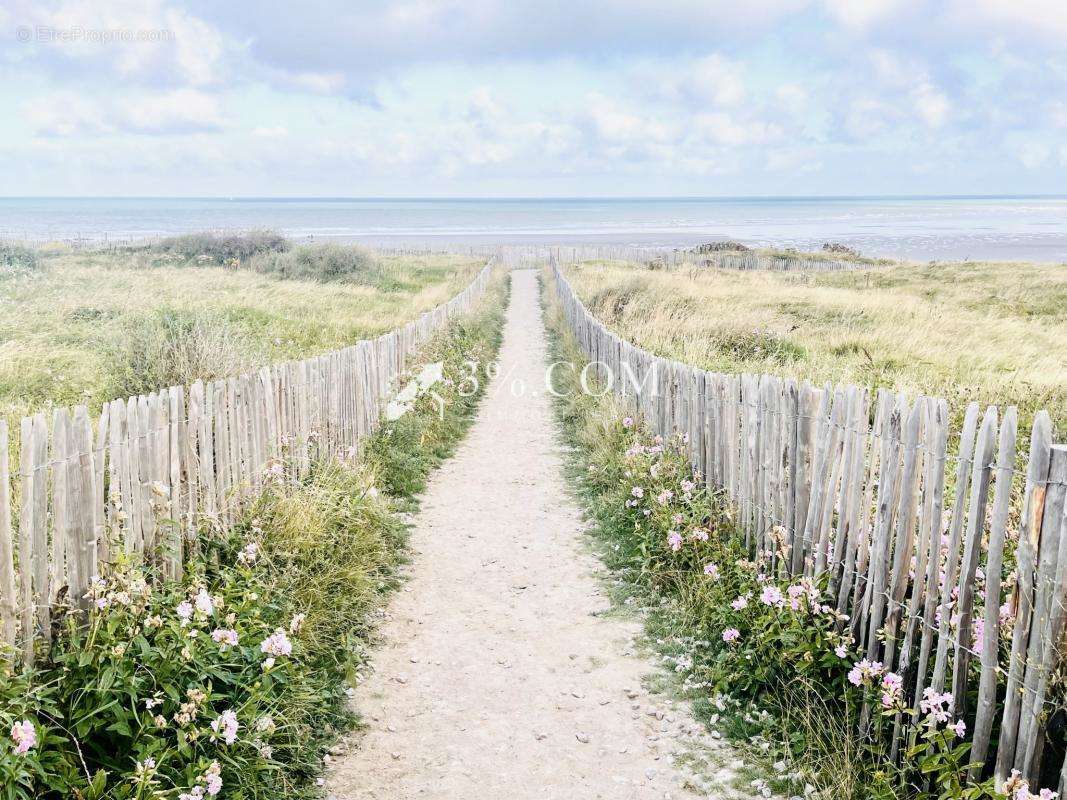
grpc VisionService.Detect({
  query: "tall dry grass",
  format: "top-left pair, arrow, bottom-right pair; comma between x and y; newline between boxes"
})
0,248 -> 483,424
565,258 -> 1067,434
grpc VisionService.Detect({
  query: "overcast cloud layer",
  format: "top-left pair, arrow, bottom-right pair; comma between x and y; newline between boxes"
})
1,0 -> 1065,196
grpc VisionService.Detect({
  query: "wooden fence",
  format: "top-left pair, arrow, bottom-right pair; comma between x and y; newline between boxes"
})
375,244 -> 879,272
0,260 -> 494,665
551,259 -> 1067,793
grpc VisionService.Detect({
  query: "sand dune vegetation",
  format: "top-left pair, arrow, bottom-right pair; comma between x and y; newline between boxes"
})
0,238 -> 482,423
563,256 -> 1067,433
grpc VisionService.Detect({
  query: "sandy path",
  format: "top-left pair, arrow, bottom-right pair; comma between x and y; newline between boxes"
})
327,270 -> 731,800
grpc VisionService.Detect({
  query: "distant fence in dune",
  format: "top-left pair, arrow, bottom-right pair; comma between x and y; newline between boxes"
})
0,260 -> 494,666
551,258 -> 1067,792
375,244 -> 885,272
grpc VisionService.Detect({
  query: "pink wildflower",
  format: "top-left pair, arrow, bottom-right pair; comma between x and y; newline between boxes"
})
951,719 -> 966,738
920,687 -> 954,723
656,490 -> 673,506
631,486 -> 644,499
176,601 -> 194,623
667,531 -> 683,552
760,586 -> 784,607
204,761 -> 223,796
622,417 -> 634,428
847,659 -> 885,687
210,709 -> 240,745
194,588 -> 215,617
10,720 -> 36,754
237,542 -> 260,565
703,563 -> 719,579
731,595 -> 748,610
880,672 -> 904,709
211,628 -> 239,649
722,628 -> 741,643
260,630 -> 293,658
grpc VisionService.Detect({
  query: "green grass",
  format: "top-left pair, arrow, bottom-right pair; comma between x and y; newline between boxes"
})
0,245 -> 483,424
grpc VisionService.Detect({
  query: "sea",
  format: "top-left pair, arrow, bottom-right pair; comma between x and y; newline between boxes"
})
2,196 -> 1066,263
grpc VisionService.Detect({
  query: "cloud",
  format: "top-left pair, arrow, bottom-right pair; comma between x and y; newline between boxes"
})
2,0 -> 228,87
821,0 -> 917,31
911,82 -> 950,128
24,88 -> 224,136
183,0 -> 806,88
3,0 -> 1067,194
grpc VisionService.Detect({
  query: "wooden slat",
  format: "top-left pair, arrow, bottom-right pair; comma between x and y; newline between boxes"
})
51,408 -> 70,601
1016,444 -> 1067,779
19,415 -> 49,661
971,407 -> 1018,778
950,406 -> 999,712
929,402 -> 982,691
0,422 -> 16,655
92,407 -> 109,567
69,406 -> 96,610
996,412 -> 1053,783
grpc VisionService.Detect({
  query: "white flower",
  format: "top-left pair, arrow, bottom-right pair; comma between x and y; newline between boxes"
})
237,542 -> 260,565
211,709 -> 240,745
211,628 -> 240,649
194,588 -> 215,617
260,630 -> 293,657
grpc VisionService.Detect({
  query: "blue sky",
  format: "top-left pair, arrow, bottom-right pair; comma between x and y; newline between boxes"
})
1,0 -> 1065,197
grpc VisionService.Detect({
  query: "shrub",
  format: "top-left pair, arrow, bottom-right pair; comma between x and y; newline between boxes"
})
155,230 -> 290,266
104,307 -> 262,398
694,241 -> 749,253
0,242 -> 40,272
822,241 -> 862,258
249,244 -> 383,285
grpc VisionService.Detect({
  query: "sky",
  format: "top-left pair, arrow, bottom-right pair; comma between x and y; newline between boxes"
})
1,0 -> 1065,197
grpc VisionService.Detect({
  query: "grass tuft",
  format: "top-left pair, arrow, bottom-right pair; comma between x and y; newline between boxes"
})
250,243 -> 382,285
102,306 -> 263,397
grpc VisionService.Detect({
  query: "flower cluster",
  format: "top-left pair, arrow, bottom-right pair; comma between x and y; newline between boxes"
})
179,760 -> 223,799
83,570 -> 152,612
10,720 -> 36,755
847,659 -> 885,687
210,709 -> 240,746
1002,770 -> 1059,800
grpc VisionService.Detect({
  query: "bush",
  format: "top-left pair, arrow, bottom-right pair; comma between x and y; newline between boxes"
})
249,244 -> 383,285
822,241 -> 862,258
155,230 -> 290,266
0,242 -> 40,272
104,308 -> 263,398
694,241 -> 749,253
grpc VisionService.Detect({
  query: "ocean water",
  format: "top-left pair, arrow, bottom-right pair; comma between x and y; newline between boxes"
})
2,196 -> 1066,262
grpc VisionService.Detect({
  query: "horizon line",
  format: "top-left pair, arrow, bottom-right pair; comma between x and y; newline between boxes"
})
2,194 -> 1067,202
